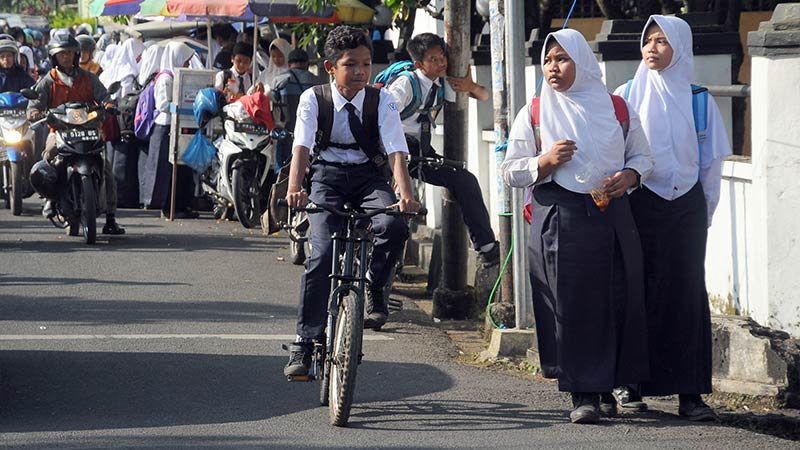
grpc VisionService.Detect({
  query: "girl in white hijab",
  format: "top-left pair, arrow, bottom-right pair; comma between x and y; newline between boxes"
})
141,41 -> 198,217
501,28 -> 653,425
99,38 -> 145,95
137,44 -> 164,86
611,15 -> 731,422
255,37 -> 292,90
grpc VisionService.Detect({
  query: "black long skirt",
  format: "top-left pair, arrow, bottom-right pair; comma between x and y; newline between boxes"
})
528,182 -> 650,393
629,183 -> 712,395
107,140 -> 142,208
140,124 -> 194,212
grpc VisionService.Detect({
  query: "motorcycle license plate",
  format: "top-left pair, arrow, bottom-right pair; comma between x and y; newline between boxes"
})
234,122 -> 268,135
0,109 -> 24,118
63,129 -> 100,143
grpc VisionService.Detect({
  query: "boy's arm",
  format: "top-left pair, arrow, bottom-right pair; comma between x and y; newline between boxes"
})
286,145 -> 310,208
446,71 -> 489,101
388,152 -> 420,213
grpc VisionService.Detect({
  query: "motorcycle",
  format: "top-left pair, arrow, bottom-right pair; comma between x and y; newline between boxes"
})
22,82 -> 119,245
201,101 -> 278,229
0,92 -> 36,215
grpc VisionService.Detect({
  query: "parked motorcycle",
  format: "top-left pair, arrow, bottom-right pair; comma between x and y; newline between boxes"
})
0,92 -> 36,215
198,95 -> 278,229
23,83 -> 119,244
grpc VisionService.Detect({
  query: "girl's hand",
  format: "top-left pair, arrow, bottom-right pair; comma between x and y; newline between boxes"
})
603,169 -> 639,198
541,139 -> 577,169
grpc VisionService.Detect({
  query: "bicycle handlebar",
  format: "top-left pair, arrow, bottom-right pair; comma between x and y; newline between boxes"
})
277,199 -> 426,219
410,155 -> 465,170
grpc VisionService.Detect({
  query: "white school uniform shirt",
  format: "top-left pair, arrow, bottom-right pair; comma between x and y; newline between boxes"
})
615,15 -> 732,225
292,82 -> 409,164
153,73 -> 172,126
501,29 -> 653,192
214,68 -> 253,94
386,68 -> 449,140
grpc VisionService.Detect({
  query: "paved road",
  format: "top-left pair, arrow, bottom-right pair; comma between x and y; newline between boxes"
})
0,200 -> 794,449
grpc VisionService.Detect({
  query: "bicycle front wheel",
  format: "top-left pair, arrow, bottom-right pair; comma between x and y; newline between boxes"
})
328,292 -> 363,427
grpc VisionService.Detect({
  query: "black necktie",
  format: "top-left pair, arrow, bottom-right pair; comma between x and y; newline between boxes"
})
416,83 -> 439,155
344,102 -> 385,167
238,75 -> 245,94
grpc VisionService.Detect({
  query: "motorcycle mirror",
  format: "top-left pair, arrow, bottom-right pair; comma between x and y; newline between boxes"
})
107,82 -> 121,95
20,88 -> 38,100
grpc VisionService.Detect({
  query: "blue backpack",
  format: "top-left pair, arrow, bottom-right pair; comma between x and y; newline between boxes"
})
374,60 -> 444,121
623,80 -> 708,154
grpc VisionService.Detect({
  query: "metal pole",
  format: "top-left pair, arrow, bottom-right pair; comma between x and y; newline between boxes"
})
433,0 -> 473,319
505,0 -> 533,328
488,1 -> 513,305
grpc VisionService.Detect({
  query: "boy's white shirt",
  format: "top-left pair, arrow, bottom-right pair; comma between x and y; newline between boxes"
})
292,82 -> 409,164
387,68 -> 454,140
214,68 -> 253,93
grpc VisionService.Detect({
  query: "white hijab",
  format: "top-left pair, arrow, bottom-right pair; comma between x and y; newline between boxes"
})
138,44 -> 163,85
159,41 -> 195,75
627,16 -> 702,166
539,29 -> 626,192
259,38 -> 292,88
99,38 -> 144,88
18,45 -> 34,71
99,43 -> 119,71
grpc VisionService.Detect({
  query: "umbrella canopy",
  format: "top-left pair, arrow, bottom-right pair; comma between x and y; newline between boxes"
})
89,0 -> 144,16
140,0 -> 174,16
166,0 -> 251,18
248,0 -> 374,24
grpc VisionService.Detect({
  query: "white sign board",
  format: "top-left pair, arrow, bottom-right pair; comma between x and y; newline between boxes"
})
169,68 -> 216,164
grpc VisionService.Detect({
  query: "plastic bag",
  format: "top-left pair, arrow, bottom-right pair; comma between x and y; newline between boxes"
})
182,129 -> 216,173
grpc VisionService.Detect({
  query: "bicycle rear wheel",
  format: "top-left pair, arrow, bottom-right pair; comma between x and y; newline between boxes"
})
328,292 -> 363,427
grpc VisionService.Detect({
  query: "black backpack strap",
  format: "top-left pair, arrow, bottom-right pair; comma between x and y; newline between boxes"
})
362,85 -> 381,151
313,84 -> 334,152
222,69 -> 232,88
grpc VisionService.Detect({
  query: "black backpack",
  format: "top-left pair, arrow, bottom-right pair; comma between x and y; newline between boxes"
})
117,73 -> 155,143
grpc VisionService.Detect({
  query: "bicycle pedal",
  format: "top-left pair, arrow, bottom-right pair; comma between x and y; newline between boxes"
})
286,374 -> 313,382
388,297 -> 403,312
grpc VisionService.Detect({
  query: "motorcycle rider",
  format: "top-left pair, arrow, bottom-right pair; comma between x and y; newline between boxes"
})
76,35 -> 103,76
0,38 -> 34,92
27,33 -> 125,235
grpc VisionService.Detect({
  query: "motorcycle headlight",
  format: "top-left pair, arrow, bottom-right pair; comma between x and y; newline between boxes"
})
4,129 -> 22,144
64,107 -> 95,125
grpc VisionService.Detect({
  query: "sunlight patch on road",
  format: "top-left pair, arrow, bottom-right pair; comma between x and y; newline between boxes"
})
0,334 -> 394,341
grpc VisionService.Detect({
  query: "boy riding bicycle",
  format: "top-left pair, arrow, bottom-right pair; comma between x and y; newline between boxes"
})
283,26 -> 421,378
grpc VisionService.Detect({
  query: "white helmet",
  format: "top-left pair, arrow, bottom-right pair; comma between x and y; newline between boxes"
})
0,38 -> 19,59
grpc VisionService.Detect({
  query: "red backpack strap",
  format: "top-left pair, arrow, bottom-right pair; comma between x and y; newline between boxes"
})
609,94 -> 629,140
529,96 -> 542,154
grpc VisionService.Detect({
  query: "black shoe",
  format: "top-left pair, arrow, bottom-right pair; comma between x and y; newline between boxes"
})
678,394 -> 718,421
612,386 -> 648,412
102,219 -> 126,235
570,392 -> 600,424
364,284 -> 388,330
478,241 -> 500,268
283,342 -> 312,377
599,392 -> 618,417
162,209 -> 200,219
42,199 -> 55,219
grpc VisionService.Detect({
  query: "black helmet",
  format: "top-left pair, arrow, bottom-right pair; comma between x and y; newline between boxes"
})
47,33 -> 80,70
75,35 -> 96,53
30,160 -> 60,199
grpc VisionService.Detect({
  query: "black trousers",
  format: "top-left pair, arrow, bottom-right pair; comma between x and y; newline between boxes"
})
142,124 -> 194,212
408,144 -> 495,250
296,162 -> 409,340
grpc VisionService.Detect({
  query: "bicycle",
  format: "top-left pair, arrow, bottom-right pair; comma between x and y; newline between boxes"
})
280,200 -> 424,426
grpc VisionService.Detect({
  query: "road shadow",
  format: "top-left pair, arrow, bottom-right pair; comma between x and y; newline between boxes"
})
0,351 -> 453,433
0,294 -> 297,325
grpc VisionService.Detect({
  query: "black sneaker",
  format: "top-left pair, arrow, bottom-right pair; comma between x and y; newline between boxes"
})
102,218 -> 126,235
570,392 -> 600,424
678,394 -> 718,421
599,392 -> 618,417
364,284 -> 388,330
283,342 -> 312,377
478,241 -> 500,268
612,386 -> 648,412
